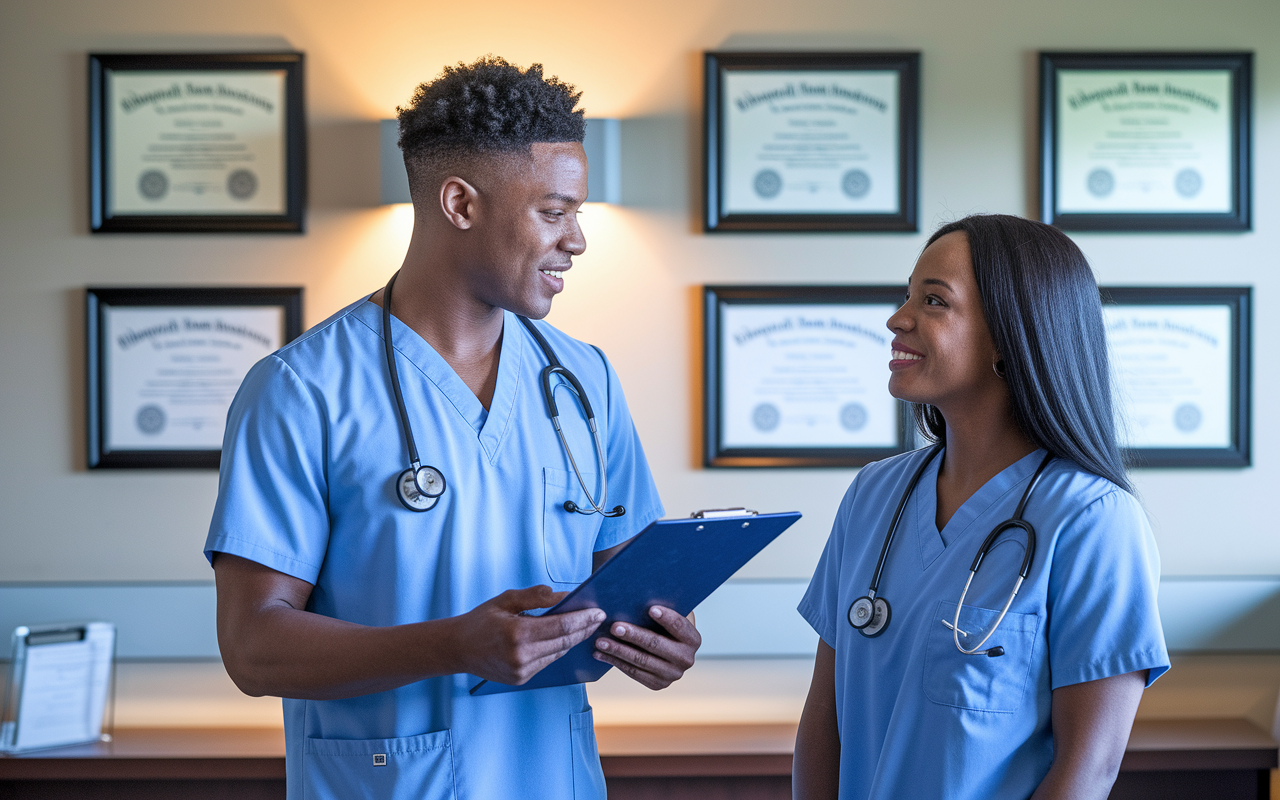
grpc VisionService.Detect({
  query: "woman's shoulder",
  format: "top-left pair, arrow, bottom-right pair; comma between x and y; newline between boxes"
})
861,445 -> 940,481
1036,457 -> 1148,537
1040,457 -> 1136,507
840,446 -> 941,507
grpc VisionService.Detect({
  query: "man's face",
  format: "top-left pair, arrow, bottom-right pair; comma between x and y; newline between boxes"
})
463,142 -> 588,320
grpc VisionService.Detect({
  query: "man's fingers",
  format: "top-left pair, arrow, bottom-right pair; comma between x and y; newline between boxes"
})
517,608 -> 605,658
593,634 -> 681,681
502,585 -> 569,612
600,620 -> 694,670
647,606 -> 702,647
545,608 -> 606,637
592,649 -> 668,691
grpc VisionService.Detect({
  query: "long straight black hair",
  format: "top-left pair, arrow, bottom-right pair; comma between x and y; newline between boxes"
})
912,214 -> 1133,494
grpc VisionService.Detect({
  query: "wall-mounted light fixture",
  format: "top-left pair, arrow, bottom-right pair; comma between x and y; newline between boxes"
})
379,118 -> 621,205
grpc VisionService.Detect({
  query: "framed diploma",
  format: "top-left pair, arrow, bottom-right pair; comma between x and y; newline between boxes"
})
704,285 -> 912,467
86,286 -> 303,469
704,52 -> 919,233
1040,52 -> 1252,232
88,52 -> 306,233
1102,287 -> 1251,467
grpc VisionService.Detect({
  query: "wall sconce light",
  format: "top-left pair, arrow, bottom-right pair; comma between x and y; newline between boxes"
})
380,118 -> 621,205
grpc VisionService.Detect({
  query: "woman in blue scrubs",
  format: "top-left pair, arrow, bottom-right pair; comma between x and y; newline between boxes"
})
793,215 -> 1169,800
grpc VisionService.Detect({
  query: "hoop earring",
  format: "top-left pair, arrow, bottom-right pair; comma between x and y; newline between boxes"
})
993,359 -> 1007,379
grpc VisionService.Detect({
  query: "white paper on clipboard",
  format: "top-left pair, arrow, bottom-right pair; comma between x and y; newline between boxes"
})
1,622 -> 115,753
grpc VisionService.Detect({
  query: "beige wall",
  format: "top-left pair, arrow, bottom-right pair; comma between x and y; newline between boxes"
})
1,0 -> 1276,616
4,0 -> 1279,739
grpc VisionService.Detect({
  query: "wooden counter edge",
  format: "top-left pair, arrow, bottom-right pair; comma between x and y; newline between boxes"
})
2,718 -> 1276,782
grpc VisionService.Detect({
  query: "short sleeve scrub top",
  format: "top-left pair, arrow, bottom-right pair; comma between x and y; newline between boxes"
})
205,298 -> 664,800
798,447 -> 1170,800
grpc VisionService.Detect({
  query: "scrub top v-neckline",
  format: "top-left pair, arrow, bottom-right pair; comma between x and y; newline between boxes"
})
915,448 -> 1047,570
361,300 -> 524,462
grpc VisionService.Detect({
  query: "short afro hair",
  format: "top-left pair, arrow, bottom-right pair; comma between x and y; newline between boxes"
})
397,56 -> 585,175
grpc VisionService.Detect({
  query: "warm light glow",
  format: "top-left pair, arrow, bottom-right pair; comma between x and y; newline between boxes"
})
389,202 -> 416,228
307,205 -> 417,318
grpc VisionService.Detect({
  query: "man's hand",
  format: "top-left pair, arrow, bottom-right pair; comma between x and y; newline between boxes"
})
591,605 -> 701,690
454,585 -> 606,686
215,554 -> 606,699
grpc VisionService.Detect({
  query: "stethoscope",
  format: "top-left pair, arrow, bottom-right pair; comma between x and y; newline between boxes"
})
847,445 -> 1055,658
381,271 -> 624,518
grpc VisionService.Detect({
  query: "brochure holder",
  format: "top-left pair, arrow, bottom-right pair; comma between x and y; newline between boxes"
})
1,622 -> 116,753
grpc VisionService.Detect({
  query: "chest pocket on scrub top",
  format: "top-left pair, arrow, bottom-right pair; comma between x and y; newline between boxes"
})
542,467 -> 601,585
923,599 -> 1041,713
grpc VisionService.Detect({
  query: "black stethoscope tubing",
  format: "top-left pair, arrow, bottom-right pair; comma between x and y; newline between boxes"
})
847,444 -> 1055,654
381,271 -> 623,518
382,272 -> 447,511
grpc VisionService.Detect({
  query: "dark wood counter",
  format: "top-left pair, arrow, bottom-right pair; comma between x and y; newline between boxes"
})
1,719 -> 1273,799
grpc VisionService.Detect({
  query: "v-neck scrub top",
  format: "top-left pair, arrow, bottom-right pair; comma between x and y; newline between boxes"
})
798,447 -> 1169,800
205,298 -> 663,800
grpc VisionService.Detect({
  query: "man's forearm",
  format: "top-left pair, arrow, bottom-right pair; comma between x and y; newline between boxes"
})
220,598 -> 465,700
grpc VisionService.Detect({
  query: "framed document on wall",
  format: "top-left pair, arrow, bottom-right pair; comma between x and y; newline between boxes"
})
1040,52 -> 1252,232
86,287 -> 303,469
704,285 -> 911,467
704,52 -> 919,232
89,52 -> 306,233
1102,286 -> 1251,467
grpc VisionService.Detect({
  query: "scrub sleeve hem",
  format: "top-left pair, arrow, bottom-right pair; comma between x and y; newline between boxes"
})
204,535 -> 323,585
1051,648 -> 1170,690
797,596 -> 836,647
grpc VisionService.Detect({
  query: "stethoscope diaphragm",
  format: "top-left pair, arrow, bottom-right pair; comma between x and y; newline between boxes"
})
848,595 -> 891,637
397,465 -> 446,511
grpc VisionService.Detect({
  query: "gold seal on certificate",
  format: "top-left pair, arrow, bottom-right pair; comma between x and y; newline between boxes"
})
705,53 -> 919,232
704,286 -> 912,468
89,53 -> 306,233
1040,52 -> 1251,231
1102,287 -> 1251,468
87,287 -> 303,469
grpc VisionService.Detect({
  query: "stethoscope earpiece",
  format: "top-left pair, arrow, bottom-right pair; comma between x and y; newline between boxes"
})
564,500 -> 627,518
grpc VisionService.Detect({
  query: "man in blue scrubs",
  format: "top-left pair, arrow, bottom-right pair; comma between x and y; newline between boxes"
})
205,57 -> 699,799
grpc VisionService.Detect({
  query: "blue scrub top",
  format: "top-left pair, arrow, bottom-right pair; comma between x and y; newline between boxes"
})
799,447 -> 1169,800
205,298 -> 663,800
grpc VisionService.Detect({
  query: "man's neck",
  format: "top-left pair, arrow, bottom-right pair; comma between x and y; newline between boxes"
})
375,257 -> 506,410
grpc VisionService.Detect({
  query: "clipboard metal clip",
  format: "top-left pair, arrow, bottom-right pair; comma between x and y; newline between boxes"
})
691,508 -> 757,519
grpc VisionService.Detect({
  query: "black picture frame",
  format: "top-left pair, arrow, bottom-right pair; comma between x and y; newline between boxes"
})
704,51 -> 919,233
1040,52 -> 1252,232
89,52 -> 306,233
704,285 -> 912,468
86,286 -> 303,469
1102,286 -> 1251,467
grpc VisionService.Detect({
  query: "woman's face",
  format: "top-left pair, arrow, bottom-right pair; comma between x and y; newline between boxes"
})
885,231 -> 1004,415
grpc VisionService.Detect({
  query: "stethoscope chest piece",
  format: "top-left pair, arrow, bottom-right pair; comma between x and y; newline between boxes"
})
848,595 -> 891,637
396,465 -> 446,512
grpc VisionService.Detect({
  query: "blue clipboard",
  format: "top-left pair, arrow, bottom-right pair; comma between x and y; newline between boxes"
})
470,509 -> 801,695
